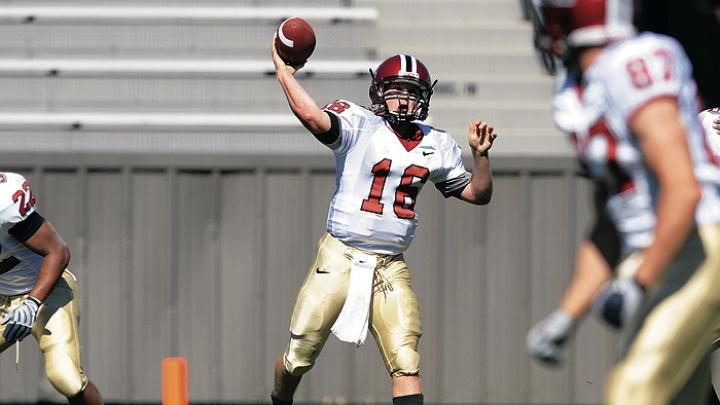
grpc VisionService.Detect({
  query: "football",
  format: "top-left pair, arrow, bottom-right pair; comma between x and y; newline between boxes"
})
274,17 -> 316,66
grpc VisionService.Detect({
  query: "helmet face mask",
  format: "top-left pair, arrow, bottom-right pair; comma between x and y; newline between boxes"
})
528,0 -> 578,74
369,55 -> 436,125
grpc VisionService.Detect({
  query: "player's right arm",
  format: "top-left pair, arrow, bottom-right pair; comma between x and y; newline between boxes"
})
271,39 -> 332,136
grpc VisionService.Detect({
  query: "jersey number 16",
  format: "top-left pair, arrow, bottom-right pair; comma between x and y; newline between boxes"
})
361,158 -> 430,220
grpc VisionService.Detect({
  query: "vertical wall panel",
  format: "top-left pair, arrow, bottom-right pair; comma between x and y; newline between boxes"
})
217,171 -> 262,401
128,171 -> 173,401
84,171 -> 128,400
571,177 -> 622,403
175,171 -> 219,400
527,174 -> 573,403
436,194 -> 488,403
262,172 -> 311,402
484,173 -> 529,403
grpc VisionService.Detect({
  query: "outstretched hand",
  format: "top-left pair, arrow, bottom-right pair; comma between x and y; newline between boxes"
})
271,37 -> 304,75
527,309 -> 576,366
467,120 -> 498,157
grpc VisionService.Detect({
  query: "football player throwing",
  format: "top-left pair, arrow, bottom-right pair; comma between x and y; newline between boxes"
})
270,40 -> 497,405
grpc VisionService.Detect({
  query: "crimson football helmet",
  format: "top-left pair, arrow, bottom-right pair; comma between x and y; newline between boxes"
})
526,0 -> 636,73
369,54 -> 437,124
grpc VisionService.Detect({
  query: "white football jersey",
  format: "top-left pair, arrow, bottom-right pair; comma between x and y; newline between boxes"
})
699,108 -> 720,157
322,100 -> 471,254
553,33 -> 720,253
0,172 -> 46,295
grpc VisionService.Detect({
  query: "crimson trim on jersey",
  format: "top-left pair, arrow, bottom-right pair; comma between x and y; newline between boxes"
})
626,94 -> 679,129
8,211 -> 45,242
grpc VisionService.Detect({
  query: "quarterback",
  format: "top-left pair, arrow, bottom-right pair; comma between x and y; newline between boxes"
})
0,172 -> 103,404
270,39 -> 497,405
526,0 -> 720,404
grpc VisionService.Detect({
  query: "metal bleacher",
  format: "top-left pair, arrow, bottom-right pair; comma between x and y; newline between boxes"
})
0,0 -> 569,157
0,1 -> 378,155
358,0 -> 568,156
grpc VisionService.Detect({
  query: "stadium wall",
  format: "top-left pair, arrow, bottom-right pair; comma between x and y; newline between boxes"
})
0,152 -> 620,404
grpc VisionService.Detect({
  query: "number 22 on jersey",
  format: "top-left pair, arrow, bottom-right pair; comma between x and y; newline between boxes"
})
12,181 -> 36,217
361,158 -> 430,220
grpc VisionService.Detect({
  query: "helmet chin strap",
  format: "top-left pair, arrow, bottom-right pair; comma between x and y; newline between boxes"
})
387,117 -> 418,140
384,106 -> 418,126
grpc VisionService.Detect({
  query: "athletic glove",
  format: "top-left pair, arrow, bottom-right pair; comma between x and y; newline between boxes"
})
2,296 -> 41,342
527,309 -> 576,366
593,278 -> 645,329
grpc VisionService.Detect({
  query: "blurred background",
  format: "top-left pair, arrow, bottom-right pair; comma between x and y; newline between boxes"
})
0,0 -> 711,403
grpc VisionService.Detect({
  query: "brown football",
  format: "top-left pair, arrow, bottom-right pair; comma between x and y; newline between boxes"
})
274,17 -> 316,66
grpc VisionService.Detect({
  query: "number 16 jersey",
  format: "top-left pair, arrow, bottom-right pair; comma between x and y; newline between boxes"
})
323,100 -> 471,255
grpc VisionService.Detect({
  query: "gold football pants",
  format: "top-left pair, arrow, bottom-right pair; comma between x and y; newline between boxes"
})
283,233 -> 422,378
0,271 -> 88,397
605,224 -> 720,405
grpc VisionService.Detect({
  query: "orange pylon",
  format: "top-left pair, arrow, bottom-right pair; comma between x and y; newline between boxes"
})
162,357 -> 188,405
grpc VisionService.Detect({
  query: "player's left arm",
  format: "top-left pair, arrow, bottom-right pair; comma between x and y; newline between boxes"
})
457,120 -> 497,205
20,218 -> 70,302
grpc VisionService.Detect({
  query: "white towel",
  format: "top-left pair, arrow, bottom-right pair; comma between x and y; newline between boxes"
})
331,252 -> 376,346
